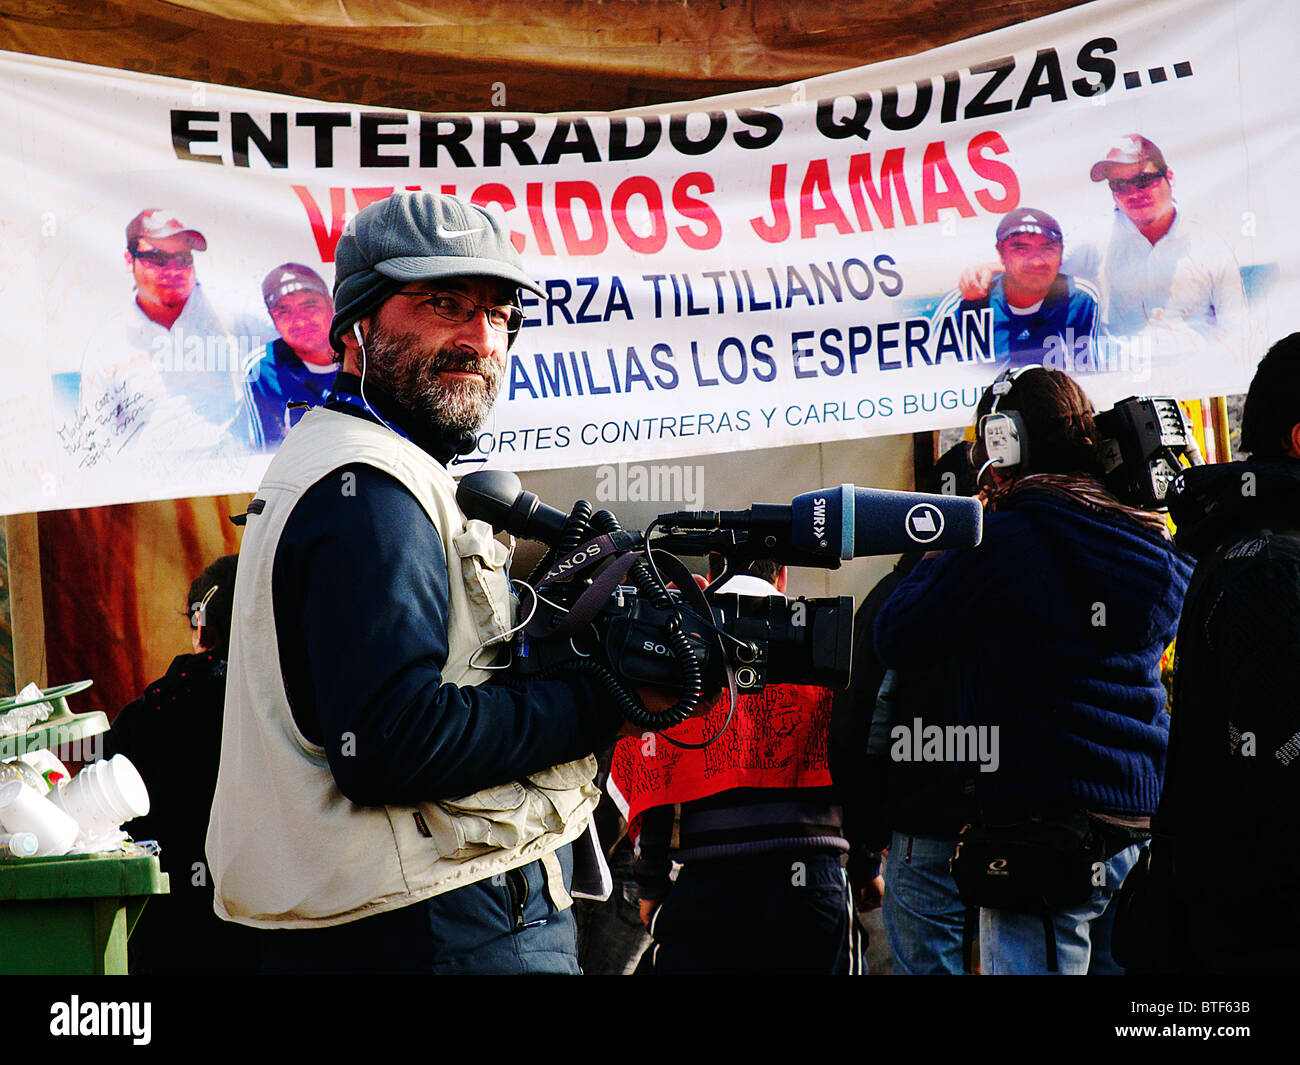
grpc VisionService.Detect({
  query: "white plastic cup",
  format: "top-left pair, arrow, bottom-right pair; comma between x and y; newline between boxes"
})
53,755 -> 150,837
0,780 -> 80,856
101,755 -> 150,821
0,832 -> 39,858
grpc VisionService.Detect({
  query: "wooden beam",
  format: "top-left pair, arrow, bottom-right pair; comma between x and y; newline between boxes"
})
4,513 -> 47,691
1210,395 -> 1233,462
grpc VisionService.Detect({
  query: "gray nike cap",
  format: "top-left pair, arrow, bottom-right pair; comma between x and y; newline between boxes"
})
330,190 -> 544,352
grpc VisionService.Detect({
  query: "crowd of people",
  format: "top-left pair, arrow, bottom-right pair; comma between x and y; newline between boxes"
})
97,185 -> 1298,976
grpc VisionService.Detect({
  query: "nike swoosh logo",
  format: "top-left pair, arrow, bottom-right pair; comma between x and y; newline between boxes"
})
434,220 -> 487,239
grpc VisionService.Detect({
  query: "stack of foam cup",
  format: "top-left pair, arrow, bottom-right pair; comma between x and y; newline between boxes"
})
50,754 -> 151,852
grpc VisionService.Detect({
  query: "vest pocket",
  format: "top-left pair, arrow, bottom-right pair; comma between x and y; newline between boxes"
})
451,522 -> 513,658
420,781 -> 533,859
525,757 -> 600,828
526,757 -> 597,791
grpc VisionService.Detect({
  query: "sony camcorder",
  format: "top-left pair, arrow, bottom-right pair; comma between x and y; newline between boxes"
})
456,471 -> 984,736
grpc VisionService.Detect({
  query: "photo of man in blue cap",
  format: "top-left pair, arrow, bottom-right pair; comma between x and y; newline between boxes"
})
956,135 -> 1252,381
243,263 -> 339,450
934,206 -> 1100,369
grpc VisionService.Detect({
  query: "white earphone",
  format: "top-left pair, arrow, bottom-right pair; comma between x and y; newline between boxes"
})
349,320 -> 401,436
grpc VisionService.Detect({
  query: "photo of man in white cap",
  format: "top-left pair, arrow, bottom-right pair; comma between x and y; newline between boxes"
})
1071,135 -> 1249,362
74,208 -> 268,461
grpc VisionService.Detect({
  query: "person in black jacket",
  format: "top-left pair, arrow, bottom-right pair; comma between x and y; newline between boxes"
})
105,554 -> 260,973
1148,332 -> 1300,973
836,442 -> 977,974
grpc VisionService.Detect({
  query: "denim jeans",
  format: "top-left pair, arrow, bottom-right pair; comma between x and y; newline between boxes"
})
979,842 -> 1141,975
882,831 -> 967,975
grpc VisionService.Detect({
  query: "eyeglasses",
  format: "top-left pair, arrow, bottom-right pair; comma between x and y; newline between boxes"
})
394,290 -> 524,335
1108,169 -> 1167,194
133,249 -> 194,269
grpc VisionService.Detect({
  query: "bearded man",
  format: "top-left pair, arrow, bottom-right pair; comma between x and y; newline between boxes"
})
206,192 -> 639,974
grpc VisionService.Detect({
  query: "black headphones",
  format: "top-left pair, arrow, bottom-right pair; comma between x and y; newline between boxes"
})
977,366 -> 1032,479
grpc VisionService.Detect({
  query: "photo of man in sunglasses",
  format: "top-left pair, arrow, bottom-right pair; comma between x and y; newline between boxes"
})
73,208 -> 266,460
1075,134 -> 1248,357
125,210 -> 207,333
958,134 -> 1251,381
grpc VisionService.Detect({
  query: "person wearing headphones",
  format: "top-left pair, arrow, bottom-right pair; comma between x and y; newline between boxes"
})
105,554 -> 261,973
873,367 -> 1192,974
206,192 -> 663,974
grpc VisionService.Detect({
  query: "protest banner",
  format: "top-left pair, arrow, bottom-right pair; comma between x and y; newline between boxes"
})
2,0 -> 1295,514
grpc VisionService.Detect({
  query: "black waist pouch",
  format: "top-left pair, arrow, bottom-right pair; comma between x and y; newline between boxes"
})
948,810 -> 1106,972
949,811 -> 1103,912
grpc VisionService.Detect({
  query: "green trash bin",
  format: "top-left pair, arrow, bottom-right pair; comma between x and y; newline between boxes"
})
0,851 -> 168,974
0,681 -> 169,975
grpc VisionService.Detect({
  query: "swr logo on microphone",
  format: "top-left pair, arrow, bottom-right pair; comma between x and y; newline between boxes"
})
904,502 -> 945,544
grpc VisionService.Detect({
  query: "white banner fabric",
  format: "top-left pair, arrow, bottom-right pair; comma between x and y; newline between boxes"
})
1,0 -> 1297,514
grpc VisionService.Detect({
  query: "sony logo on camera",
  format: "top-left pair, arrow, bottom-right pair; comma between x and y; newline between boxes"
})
542,538 -> 614,583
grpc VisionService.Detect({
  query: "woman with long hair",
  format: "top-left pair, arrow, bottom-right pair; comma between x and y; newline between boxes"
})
874,367 -> 1192,974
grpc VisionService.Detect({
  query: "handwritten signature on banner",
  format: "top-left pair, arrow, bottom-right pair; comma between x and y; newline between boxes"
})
54,368 -> 247,481
55,377 -> 153,469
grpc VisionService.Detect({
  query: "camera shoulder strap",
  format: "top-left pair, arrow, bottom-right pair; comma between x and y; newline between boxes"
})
528,547 -> 646,641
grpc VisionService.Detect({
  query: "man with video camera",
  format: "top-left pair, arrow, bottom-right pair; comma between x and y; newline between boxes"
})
873,367 -> 1193,974
206,191 -> 664,974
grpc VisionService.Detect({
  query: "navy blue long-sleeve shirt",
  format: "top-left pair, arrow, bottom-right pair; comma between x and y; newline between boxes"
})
270,374 -> 624,805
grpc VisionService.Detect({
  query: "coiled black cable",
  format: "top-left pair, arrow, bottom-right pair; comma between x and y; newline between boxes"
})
585,509 -> 702,729
520,500 -> 704,730
526,499 -> 594,586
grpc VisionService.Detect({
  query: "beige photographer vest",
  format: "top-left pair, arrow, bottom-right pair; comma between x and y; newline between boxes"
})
206,407 -> 599,928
